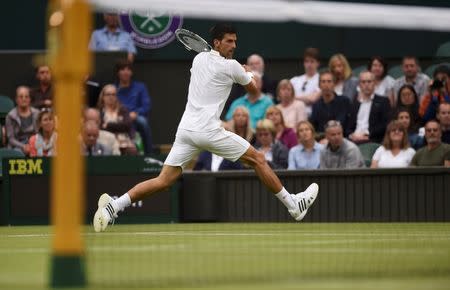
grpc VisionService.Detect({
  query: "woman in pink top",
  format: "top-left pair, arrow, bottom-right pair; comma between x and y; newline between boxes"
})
265,106 -> 298,149
276,79 -> 307,130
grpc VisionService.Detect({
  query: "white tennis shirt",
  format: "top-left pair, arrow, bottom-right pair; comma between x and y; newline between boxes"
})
178,49 -> 252,132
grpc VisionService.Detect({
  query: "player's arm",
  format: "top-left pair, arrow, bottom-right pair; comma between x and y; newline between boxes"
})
230,62 -> 258,95
242,65 -> 258,95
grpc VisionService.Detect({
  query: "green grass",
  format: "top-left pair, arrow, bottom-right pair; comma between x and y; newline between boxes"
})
1,223 -> 450,289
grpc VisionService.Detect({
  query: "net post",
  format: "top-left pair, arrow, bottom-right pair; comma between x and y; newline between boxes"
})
48,0 -> 91,287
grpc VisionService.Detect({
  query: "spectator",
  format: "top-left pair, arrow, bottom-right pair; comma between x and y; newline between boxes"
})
225,72 -> 274,129
276,79 -> 307,130
30,65 -> 54,109
370,120 -> 415,168
419,79 -> 450,123
193,151 -> 244,171
224,54 -> 277,115
5,86 -> 39,154
437,102 -> 450,144
97,84 -> 138,155
254,119 -> 288,169
320,120 -> 365,169
410,120 -> 450,166
28,109 -> 57,157
432,64 -> 450,87
89,13 -> 137,62
83,108 -> 120,155
395,108 -> 424,150
288,121 -> 323,170
329,53 -> 358,101
310,70 -> 351,134
265,106 -> 298,149
115,60 -> 152,154
347,71 -> 391,144
290,47 -> 321,116
81,120 -> 113,156
392,56 -> 430,103
446,151 -> 450,167
368,56 -> 395,103
395,84 -> 421,127
223,106 -> 255,145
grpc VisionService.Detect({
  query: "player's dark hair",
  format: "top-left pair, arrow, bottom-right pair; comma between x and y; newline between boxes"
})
209,23 -> 237,46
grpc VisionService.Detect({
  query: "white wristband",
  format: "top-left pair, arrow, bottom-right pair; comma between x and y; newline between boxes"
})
246,71 -> 254,79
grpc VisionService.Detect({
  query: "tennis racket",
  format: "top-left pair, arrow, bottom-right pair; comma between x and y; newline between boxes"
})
175,28 -> 212,53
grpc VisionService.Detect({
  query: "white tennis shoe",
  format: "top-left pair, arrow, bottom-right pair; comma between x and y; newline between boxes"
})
288,183 -> 319,221
93,193 -> 117,232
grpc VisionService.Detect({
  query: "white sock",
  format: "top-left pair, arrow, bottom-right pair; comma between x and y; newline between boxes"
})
112,193 -> 132,212
275,187 -> 296,210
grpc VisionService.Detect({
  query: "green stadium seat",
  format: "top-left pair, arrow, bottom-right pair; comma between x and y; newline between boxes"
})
358,142 -> 380,167
352,65 -> 367,77
387,65 -> 403,79
435,41 -> 450,57
0,148 -> 25,176
424,62 -> 450,78
0,95 -> 14,125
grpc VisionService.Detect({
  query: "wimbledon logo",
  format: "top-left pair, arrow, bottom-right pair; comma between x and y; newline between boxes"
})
120,11 -> 183,49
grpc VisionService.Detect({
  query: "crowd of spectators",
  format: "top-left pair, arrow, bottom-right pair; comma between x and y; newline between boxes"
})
1,17 -> 450,169
199,49 -> 450,171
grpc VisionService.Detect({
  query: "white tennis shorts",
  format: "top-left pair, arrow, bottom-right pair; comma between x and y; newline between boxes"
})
164,127 -> 250,170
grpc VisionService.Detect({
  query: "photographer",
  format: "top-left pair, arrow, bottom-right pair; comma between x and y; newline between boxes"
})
419,65 -> 450,123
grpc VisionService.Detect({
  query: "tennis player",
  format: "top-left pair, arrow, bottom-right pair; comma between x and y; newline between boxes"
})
94,24 -> 319,232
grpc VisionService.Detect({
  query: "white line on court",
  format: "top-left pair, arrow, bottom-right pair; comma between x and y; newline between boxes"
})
0,244 -> 446,255
3,231 -> 450,238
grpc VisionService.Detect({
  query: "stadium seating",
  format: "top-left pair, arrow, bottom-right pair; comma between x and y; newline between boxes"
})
352,65 -> 367,77
435,41 -> 450,57
358,142 -> 380,167
424,62 -> 450,78
0,95 -> 14,149
0,95 -> 14,124
387,65 -> 403,79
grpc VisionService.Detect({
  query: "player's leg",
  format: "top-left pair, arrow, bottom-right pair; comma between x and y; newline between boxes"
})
239,146 -> 318,221
127,165 -> 182,202
93,129 -> 198,232
207,128 -> 318,221
239,145 -> 282,193
93,165 -> 182,232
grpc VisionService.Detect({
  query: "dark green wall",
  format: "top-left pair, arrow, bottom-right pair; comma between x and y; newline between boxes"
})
2,1 -> 450,59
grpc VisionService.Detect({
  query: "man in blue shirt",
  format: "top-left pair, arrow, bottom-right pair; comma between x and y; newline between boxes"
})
115,60 -> 152,153
89,13 -> 137,62
225,73 -> 274,128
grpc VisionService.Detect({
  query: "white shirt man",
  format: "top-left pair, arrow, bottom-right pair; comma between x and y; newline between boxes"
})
178,50 -> 252,133
354,94 -> 374,136
93,25 -> 319,233
290,48 -> 321,116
